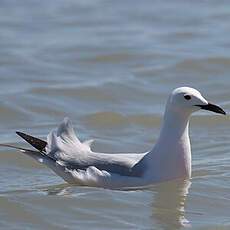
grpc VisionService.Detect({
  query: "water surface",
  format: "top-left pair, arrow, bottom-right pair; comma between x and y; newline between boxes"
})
0,0 -> 230,229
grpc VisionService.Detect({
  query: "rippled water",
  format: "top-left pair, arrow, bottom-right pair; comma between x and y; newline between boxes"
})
0,0 -> 230,229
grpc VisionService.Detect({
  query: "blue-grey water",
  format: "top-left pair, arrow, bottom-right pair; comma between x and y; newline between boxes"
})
0,1 -> 230,229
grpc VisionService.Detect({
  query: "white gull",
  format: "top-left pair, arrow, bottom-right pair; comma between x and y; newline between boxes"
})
0,87 -> 226,189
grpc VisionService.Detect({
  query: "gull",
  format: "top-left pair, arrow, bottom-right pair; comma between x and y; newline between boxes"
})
0,87 -> 226,189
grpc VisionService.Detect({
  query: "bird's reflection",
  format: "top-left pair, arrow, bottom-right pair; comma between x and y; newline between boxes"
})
40,183 -> 100,196
150,179 -> 191,229
40,179 -> 191,229
40,183 -> 76,196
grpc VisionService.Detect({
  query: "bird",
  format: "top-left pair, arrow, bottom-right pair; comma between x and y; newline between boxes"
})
0,87 -> 226,189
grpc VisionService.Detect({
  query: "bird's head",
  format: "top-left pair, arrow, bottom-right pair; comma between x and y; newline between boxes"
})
167,87 -> 226,116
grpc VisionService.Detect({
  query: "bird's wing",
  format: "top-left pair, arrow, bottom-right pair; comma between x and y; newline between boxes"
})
45,118 -> 145,176
15,118 -> 146,177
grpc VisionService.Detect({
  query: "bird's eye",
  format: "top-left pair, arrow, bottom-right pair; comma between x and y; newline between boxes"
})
184,95 -> 191,100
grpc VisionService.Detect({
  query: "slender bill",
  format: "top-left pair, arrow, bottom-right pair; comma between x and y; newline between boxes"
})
197,103 -> 226,115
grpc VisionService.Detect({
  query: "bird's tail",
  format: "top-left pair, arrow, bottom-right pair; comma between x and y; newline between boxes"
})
0,130 -> 53,162
0,143 -> 77,183
0,143 -> 46,163
0,143 -> 34,153
0,131 -> 57,162
0,118 -> 88,184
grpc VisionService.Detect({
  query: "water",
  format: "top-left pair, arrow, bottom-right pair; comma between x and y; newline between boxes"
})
0,0 -> 230,229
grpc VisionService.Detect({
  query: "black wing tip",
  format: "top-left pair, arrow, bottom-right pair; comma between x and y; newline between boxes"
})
16,131 -> 47,152
16,131 -> 25,137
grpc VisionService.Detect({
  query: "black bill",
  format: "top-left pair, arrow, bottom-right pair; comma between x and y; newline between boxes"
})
197,103 -> 226,115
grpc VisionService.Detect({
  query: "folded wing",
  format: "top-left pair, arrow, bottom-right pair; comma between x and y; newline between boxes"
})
16,118 -> 145,178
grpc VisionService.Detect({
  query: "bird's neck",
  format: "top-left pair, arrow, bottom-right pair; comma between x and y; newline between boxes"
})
159,108 -> 190,141
146,109 -> 192,182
